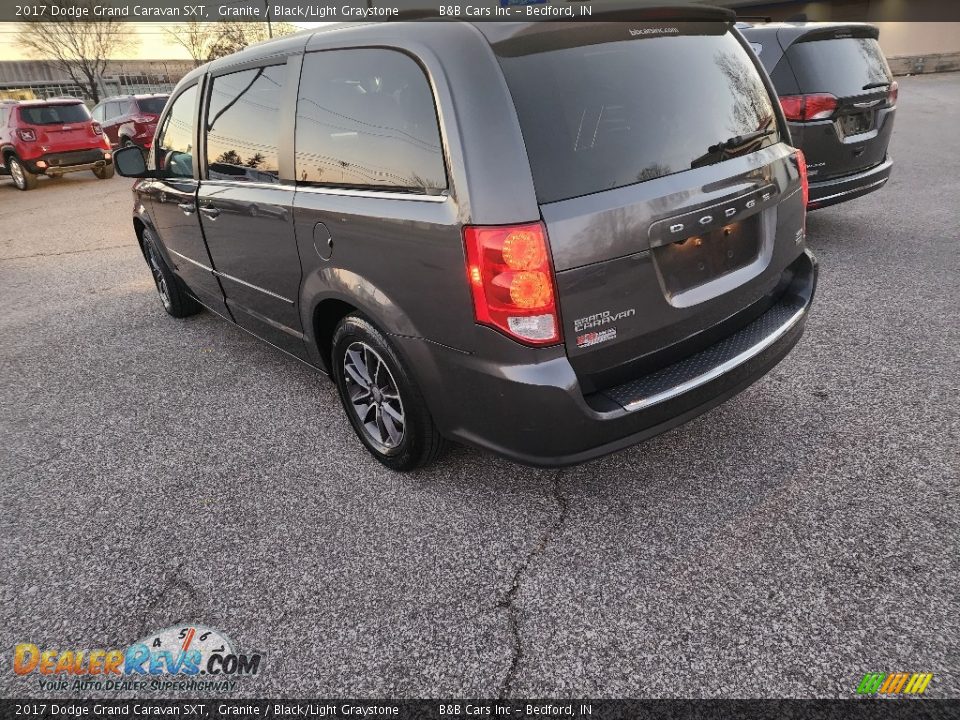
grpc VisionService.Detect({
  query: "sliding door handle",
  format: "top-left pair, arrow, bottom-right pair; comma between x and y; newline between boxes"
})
177,202 -> 195,216
199,206 -> 221,220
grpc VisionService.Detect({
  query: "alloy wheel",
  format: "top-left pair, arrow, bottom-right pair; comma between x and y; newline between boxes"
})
343,341 -> 405,452
9,159 -> 25,189
147,245 -> 172,311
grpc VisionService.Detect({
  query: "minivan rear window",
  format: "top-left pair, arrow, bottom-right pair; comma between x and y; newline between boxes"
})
495,23 -> 779,204
19,104 -> 90,125
786,38 -> 891,97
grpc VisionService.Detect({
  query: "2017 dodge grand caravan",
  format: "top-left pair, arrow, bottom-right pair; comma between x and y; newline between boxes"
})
114,9 -> 818,470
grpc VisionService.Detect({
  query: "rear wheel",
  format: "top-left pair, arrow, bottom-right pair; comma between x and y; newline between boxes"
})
7,156 -> 38,190
142,229 -> 200,318
332,314 -> 446,471
93,164 -> 115,180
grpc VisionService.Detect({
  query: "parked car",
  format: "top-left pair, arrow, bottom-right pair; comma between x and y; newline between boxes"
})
113,10 -> 817,471
0,98 -> 113,190
739,22 -> 897,209
91,94 -> 168,150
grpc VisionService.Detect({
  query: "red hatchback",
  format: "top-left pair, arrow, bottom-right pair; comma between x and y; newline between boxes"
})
91,94 -> 168,150
0,98 -> 113,190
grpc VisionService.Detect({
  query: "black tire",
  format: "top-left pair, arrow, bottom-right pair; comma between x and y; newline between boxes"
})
7,156 -> 38,190
332,314 -> 447,471
142,229 -> 201,318
93,163 -> 115,180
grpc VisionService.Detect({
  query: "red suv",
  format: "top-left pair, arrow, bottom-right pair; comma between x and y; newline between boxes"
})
0,98 -> 113,191
91,94 -> 168,150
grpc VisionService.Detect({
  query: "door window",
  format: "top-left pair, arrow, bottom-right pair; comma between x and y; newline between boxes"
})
155,85 -> 198,179
205,65 -> 285,184
92,105 -> 104,122
295,49 -> 446,194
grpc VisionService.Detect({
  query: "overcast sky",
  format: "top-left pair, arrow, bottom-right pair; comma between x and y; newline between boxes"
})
0,22 -> 327,62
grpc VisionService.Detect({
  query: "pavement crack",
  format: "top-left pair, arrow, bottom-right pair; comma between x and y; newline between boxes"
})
0,244 -> 133,262
137,561 -> 201,637
496,469 -> 569,699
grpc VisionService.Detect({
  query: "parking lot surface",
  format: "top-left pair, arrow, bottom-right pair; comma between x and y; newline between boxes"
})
1,72 -> 958,699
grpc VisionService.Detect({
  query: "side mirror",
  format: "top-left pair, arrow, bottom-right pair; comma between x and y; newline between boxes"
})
114,145 -> 151,178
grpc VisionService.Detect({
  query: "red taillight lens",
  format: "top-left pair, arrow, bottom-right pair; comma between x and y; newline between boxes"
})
464,222 -> 561,346
92,122 -> 103,135
779,93 -> 838,122
17,128 -> 36,142
794,148 -> 809,210
888,80 -> 899,106
779,95 -> 805,121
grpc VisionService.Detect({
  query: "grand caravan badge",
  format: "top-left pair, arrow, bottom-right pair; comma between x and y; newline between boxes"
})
574,308 -> 636,332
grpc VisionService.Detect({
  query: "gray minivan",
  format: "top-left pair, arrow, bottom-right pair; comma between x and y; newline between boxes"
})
114,9 -> 818,470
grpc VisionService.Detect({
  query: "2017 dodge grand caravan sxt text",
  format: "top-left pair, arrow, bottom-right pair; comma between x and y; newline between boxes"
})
114,9 -> 818,471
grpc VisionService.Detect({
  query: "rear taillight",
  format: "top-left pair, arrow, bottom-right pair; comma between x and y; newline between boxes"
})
888,80 -> 899,106
92,122 -> 103,135
464,222 -> 561,346
16,128 -> 36,142
779,93 -> 838,122
794,148 -> 809,211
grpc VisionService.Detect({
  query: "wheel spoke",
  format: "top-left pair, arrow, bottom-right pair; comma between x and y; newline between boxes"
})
342,341 -> 405,452
381,401 -> 403,425
344,350 -> 371,389
380,410 -> 402,446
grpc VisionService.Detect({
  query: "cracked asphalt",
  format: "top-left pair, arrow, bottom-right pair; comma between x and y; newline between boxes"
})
1,72 -> 958,700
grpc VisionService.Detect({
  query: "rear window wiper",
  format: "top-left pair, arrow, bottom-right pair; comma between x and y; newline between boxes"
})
863,81 -> 891,90
707,128 -> 776,155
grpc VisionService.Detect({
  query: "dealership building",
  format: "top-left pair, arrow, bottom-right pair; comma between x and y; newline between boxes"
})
0,58 -> 195,102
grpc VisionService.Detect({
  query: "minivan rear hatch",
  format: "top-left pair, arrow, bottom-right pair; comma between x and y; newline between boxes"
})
779,25 -> 894,180
493,18 -> 807,390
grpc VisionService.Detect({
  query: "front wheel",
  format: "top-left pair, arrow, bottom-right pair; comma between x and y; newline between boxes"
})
142,229 -> 200,318
332,314 -> 447,471
93,163 -> 115,180
7,156 -> 38,190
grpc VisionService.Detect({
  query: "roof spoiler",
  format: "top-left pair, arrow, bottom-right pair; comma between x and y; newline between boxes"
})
792,23 -> 880,43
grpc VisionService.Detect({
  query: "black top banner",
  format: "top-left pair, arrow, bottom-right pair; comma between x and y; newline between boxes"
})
3,700 -> 960,720
5,0 -> 960,23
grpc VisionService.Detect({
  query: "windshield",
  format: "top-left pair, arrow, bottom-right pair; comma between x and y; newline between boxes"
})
137,97 -> 168,115
496,23 -> 779,203
19,104 -> 91,125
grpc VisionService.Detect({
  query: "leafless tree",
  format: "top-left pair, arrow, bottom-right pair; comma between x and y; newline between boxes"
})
16,1 -> 138,103
162,20 -> 219,68
164,21 -> 297,65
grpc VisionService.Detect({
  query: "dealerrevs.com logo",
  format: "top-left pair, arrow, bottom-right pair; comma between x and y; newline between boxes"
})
13,625 -> 263,692
856,672 -> 934,696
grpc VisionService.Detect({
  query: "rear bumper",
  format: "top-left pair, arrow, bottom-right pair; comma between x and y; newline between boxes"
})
24,148 -> 112,175
808,155 -> 892,210
400,250 -> 818,467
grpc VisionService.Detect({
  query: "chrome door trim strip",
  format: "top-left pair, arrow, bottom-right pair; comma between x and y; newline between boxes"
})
295,185 -> 448,203
167,247 -> 294,304
167,247 -> 213,272
214,270 -> 295,305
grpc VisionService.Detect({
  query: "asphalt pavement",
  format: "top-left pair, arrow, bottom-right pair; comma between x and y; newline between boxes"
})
1,72 -> 957,699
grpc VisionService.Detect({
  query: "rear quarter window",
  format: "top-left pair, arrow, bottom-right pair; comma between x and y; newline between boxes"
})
294,49 -> 446,194
495,23 -> 780,204
786,37 -> 891,96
